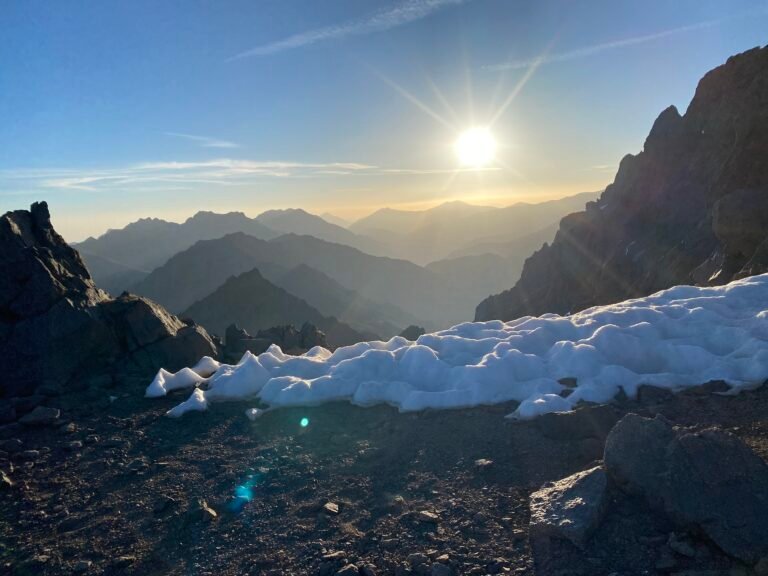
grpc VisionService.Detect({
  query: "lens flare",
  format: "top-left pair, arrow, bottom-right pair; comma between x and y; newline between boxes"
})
300,417 -> 310,427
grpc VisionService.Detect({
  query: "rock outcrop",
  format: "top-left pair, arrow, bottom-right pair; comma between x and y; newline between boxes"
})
477,45 -> 768,321
0,202 -> 217,400
529,413 -> 768,574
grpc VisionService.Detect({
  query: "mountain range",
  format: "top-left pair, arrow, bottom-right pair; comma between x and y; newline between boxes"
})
476,45 -> 768,321
349,192 -> 599,265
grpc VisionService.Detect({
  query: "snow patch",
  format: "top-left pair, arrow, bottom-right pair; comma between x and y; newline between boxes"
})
148,274 -> 768,419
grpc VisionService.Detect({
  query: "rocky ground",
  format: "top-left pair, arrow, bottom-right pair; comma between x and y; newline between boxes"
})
1,379 -> 768,576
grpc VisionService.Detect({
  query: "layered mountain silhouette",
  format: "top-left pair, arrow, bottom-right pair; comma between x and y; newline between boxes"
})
131,233 -> 465,328
266,264 -> 417,339
350,193 -> 598,265
476,46 -> 768,321
182,268 -> 369,349
76,208 -> 378,290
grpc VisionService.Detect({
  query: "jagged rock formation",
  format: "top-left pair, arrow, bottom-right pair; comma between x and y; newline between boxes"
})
477,46 -> 768,321
223,322 -> 328,362
0,202 -> 217,400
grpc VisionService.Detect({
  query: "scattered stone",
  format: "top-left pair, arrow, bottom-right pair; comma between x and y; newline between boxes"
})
529,466 -> 607,550
336,565 -> 358,575
407,553 -> 429,567
359,564 -> 377,576
323,502 -> 340,515
19,406 -> 60,426
381,539 -> 399,550
65,440 -> 83,451
416,510 -> 439,524
431,562 -> 452,576
154,495 -> 177,514
85,434 -> 99,444
20,450 -> 40,461
73,560 -> 92,572
474,458 -> 493,468
186,499 -> 217,523
0,470 -> 12,489
113,556 -> 136,568
0,438 -> 22,453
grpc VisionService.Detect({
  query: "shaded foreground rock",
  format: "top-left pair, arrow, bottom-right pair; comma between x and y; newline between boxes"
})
0,202 -> 217,400
529,466 -> 607,549
530,413 -> 768,573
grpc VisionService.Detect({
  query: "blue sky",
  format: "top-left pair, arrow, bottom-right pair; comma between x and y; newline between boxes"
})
1,0 -> 766,240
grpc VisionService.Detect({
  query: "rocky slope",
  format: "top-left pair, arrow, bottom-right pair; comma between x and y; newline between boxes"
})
477,45 -> 768,321
0,202 -> 217,404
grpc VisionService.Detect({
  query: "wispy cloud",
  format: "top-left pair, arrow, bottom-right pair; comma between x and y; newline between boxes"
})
0,157 -> 501,195
485,17 -> 726,71
164,132 -> 240,149
229,0 -> 468,60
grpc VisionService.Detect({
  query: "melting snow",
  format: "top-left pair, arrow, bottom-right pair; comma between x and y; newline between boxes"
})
148,274 -> 768,419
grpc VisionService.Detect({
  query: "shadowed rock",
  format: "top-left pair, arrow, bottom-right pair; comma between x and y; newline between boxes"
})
0,202 -> 217,399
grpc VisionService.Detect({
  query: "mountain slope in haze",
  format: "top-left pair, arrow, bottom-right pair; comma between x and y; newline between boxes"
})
255,208 -> 382,255
267,264 -> 418,339
131,232 -> 470,328
78,250 -> 150,295
349,193 -> 599,264
76,211 -> 279,276
77,209 -> 380,293
181,268 -> 370,348
320,212 -> 351,228
477,46 -> 768,321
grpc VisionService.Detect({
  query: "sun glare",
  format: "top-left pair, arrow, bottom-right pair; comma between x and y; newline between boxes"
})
454,127 -> 497,168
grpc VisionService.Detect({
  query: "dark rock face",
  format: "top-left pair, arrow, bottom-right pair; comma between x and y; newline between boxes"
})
0,202 -> 217,399
604,414 -> 768,564
223,322 -> 328,362
399,325 -> 426,341
477,46 -> 768,321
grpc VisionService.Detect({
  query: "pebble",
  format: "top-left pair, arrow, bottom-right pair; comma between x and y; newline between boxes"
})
416,510 -> 439,523
474,458 -> 494,468
336,565 -> 359,575
73,560 -> 92,572
359,564 -> 377,576
66,441 -> 83,451
323,502 -> 340,515
407,553 -> 429,567
431,563 -> 452,576
0,470 -> 13,489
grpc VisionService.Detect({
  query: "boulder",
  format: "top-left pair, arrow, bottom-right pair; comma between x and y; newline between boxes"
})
529,466 -> 608,550
19,405 -> 60,426
664,429 -> 768,563
604,413 -> 768,564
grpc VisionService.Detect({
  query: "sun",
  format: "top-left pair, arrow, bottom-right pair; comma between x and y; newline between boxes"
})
454,127 -> 497,168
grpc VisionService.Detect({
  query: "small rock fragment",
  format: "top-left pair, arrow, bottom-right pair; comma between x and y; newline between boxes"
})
323,502 -> 340,515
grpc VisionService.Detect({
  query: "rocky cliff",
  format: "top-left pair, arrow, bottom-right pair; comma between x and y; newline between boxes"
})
476,46 -> 768,321
0,202 -> 217,400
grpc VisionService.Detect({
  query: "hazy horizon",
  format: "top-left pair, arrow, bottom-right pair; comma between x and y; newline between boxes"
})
2,0 -> 766,241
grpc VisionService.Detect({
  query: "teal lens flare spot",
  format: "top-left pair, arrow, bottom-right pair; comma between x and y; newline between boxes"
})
300,417 -> 310,428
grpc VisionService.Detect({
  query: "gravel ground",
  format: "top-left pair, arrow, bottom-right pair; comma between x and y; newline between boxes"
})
1,379 -> 767,576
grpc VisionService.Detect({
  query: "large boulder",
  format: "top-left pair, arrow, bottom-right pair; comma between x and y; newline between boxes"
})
0,202 -> 217,398
664,428 -> 768,563
604,413 -> 768,564
603,413 -> 676,507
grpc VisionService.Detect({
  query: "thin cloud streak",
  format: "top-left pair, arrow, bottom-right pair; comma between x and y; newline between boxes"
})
229,0 -> 468,60
0,158 -> 504,195
484,18 -> 724,71
164,132 -> 240,149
